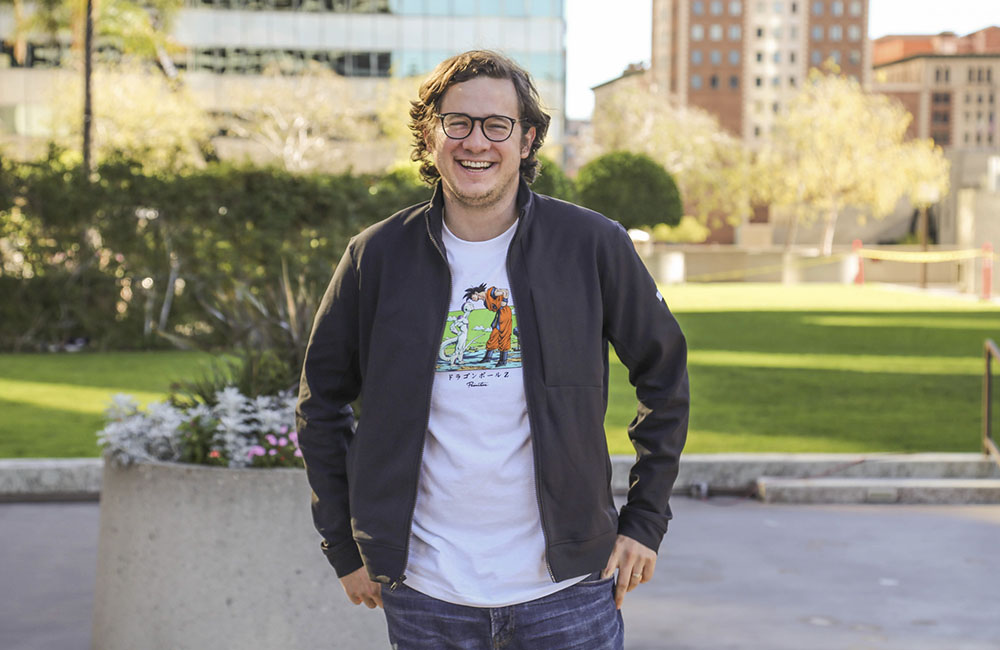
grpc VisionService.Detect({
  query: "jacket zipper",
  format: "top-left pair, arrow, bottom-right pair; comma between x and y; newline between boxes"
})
391,214 -> 453,592
507,212 -> 556,583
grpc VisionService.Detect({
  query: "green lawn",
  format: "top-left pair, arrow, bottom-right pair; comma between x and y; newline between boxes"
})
2,283 -> 998,458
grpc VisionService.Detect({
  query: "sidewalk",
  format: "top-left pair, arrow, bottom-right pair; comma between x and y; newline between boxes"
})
3,497 -> 999,650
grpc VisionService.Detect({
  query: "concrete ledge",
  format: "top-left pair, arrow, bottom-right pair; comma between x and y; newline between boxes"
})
2,453 -> 998,503
757,477 -> 1000,504
610,453 -> 1000,496
0,458 -> 102,502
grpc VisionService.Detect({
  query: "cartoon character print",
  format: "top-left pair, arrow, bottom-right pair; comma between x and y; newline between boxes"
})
436,283 -> 521,372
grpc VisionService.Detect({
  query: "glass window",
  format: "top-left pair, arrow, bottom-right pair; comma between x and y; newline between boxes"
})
849,0 -> 861,15
848,25 -> 861,41
756,26 -> 764,38
790,25 -> 798,39
692,49 -> 703,64
754,125 -> 761,137
755,76 -> 762,87
710,24 -> 723,40
729,49 -> 741,64
692,25 -> 705,40
773,51 -> 781,63
773,26 -> 782,39
711,50 -> 722,64
730,74 -> 739,88
772,76 -> 780,86
812,25 -> 823,41
789,75 -> 797,86
790,50 -> 796,63
811,49 -> 822,64
848,49 -> 861,65
729,0 -> 742,15
773,101 -> 780,113
831,0 -> 843,15
692,74 -> 703,89
729,25 -> 742,40
830,25 -> 842,41
529,0 -> 559,17
756,51 -> 764,62
773,1 -> 782,12
711,0 -> 723,14
504,0 -> 528,16
710,74 -> 720,88
812,0 -> 822,15
791,1 -> 798,12
693,0 -> 705,14
830,49 -> 841,64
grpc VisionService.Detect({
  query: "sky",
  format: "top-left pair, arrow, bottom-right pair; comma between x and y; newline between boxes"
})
564,0 -> 1000,120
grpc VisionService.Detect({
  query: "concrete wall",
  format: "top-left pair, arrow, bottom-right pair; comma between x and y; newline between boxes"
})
637,244 -> 964,286
92,460 -> 387,650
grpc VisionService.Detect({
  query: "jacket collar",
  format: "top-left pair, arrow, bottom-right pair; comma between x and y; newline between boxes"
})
424,179 -> 536,250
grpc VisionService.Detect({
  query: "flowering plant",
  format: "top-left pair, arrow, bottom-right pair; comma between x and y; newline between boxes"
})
97,386 -> 304,469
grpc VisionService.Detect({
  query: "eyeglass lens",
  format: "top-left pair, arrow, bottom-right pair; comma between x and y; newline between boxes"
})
441,114 -> 515,142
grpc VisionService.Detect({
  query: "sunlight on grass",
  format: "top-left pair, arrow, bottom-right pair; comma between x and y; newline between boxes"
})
0,378 -> 165,415
689,350 -> 980,375
661,283 -> 1000,312
802,315 -> 1000,330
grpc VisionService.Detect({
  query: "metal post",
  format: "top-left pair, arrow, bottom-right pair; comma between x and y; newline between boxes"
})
82,0 -> 94,174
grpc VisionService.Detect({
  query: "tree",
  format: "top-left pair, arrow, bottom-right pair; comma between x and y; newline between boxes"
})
756,66 -> 951,255
46,58 -> 215,173
576,151 -> 682,230
531,154 -> 576,202
590,83 -> 752,228
220,63 -> 381,173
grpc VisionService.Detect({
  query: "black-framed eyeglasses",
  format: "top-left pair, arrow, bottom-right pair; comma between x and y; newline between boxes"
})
436,113 -> 522,142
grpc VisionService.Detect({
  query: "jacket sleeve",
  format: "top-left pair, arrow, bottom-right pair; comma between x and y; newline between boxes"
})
600,224 -> 689,553
296,243 -> 364,577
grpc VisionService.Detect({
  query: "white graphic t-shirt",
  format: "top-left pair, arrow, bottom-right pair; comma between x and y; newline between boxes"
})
404,219 -> 585,607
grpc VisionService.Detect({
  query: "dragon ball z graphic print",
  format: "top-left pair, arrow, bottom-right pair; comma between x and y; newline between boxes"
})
437,283 -> 521,372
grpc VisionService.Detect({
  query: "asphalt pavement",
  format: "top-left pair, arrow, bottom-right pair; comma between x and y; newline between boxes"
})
2,497 -> 999,650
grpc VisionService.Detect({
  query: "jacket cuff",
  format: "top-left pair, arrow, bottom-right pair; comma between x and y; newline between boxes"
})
321,538 -> 364,578
617,504 -> 669,553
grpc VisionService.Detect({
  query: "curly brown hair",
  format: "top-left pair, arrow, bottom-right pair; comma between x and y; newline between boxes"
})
409,50 -> 551,186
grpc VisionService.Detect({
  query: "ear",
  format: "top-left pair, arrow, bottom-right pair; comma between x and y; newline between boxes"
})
520,126 -> 536,159
423,122 -> 438,155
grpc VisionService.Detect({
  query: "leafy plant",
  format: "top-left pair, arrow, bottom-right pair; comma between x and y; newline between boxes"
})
577,151 -> 682,230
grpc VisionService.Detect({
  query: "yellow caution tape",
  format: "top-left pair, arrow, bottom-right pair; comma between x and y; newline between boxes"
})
858,248 -> 986,263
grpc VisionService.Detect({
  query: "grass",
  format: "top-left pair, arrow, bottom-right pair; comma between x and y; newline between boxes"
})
1,283 -> 998,458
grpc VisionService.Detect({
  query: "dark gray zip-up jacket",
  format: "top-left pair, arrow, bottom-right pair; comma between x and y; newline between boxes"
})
296,181 -> 689,587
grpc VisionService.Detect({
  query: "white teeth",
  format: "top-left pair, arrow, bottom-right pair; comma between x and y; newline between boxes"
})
460,161 -> 492,169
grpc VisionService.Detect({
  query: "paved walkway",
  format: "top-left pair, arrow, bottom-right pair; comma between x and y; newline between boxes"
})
3,497 -> 999,650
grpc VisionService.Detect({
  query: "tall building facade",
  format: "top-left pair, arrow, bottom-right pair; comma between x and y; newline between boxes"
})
0,0 -> 566,168
873,27 -> 1000,149
650,0 -> 869,143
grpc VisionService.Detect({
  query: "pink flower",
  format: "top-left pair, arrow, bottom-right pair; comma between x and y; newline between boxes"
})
294,449 -> 302,458
289,431 -> 299,445
279,425 -> 289,434
278,437 -> 288,447
268,449 -> 277,456
247,446 -> 266,458
265,434 -> 278,446
209,450 -> 220,459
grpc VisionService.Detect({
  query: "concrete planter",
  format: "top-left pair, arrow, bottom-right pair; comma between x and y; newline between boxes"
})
91,459 -> 387,650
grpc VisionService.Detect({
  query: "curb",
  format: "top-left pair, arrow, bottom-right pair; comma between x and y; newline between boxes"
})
2,453 -> 999,504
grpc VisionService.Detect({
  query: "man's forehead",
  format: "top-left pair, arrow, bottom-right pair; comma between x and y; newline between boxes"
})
439,77 -> 520,114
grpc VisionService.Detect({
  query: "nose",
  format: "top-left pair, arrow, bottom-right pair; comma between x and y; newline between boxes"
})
461,119 -> 491,151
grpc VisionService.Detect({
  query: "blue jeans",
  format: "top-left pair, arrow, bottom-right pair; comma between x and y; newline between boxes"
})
381,574 -> 624,650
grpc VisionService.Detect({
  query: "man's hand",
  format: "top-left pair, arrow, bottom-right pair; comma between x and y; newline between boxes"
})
339,566 -> 383,609
601,534 -> 657,609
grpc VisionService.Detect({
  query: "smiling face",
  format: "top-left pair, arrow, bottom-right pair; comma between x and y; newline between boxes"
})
425,76 -> 535,214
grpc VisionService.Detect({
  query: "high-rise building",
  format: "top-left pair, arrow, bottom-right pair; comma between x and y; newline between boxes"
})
649,0 -> 869,143
0,0 -> 567,169
872,27 -> 1000,149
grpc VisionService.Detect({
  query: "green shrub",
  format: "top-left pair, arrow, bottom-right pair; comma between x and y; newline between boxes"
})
531,154 -> 576,202
577,151 -> 682,229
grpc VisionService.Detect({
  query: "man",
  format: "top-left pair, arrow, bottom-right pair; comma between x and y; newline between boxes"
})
297,50 -> 688,649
